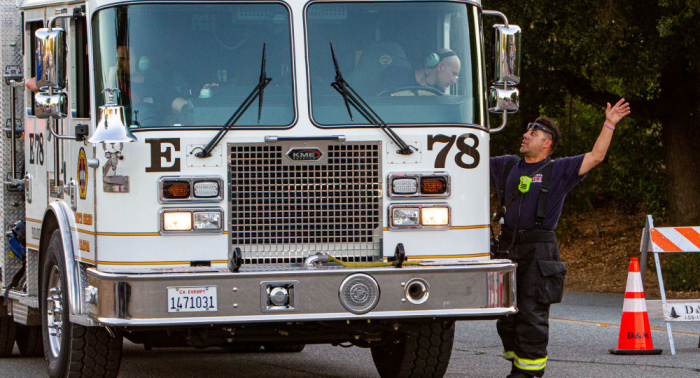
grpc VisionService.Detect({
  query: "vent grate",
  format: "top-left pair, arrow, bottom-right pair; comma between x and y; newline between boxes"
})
229,142 -> 382,263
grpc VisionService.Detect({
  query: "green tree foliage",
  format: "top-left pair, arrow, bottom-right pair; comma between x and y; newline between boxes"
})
485,0 -> 699,289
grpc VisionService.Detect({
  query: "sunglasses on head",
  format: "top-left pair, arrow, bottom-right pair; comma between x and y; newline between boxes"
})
527,122 -> 554,136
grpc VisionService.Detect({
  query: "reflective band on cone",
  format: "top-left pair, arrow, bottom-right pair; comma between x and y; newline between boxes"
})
610,258 -> 662,355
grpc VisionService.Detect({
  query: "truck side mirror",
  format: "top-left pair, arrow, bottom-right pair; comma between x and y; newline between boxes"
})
34,92 -> 68,119
483,10 -> 521,133
492,24 -> 521,86
489,87 -> 519,114
35,27 -> 67,91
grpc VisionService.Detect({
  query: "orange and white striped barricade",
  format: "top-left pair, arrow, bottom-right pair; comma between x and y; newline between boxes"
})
639,214 -> 700,355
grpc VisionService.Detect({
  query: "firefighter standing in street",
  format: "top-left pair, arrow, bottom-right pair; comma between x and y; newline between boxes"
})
490,98 -> 631,377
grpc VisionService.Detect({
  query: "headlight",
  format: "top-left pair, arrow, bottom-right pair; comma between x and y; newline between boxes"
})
163,212 -> 192,231
421,207 -> 449,226
389,204 -> 451,230
392,207 -> 420,227
160,208 -> 224,234
194,211 -> 222,230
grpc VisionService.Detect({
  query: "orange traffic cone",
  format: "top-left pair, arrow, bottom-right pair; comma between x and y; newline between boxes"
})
610,258 -> 662,355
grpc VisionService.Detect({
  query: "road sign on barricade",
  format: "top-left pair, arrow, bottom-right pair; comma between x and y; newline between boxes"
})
639,215 -> 700,355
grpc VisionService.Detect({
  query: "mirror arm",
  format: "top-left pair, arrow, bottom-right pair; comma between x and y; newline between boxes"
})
489,83 -> 509,134
47,122 -> 75,140
482,10 -> 509,28
44,87 -> 72,139
47,13 -> 72,31
47,6 -> 85,30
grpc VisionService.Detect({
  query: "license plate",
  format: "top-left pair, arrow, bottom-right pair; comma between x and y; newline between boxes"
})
167,286 -> 218,313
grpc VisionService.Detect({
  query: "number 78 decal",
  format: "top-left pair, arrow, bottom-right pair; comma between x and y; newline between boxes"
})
427,134 -> 480,169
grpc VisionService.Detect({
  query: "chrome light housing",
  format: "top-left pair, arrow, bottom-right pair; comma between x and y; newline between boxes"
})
389,204 -> 451,230
160,208 -> 223,234
159,176 -> 224,203
388,172 -> 450,198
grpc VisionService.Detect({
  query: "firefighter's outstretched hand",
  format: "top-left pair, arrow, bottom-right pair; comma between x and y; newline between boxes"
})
605,98 -> 630,126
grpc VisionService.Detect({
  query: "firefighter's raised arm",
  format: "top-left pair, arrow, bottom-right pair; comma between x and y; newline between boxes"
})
578,98 -> 630,176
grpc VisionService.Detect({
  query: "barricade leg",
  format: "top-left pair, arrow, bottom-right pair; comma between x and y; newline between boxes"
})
653,250 -> 675,355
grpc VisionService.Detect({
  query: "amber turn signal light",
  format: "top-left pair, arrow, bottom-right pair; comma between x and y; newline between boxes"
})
163,182 -> 191,199
421,177 -> 447,194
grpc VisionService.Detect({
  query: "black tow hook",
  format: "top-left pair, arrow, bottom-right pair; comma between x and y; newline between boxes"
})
393,243 -> 406,268
228,247 -> 243,272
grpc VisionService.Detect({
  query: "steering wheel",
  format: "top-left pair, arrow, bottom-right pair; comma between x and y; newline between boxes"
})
380,86 -> 445,97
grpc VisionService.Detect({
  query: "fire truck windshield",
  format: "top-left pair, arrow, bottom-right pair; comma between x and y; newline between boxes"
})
92,3 -> 295,128
307,2 -> 482,127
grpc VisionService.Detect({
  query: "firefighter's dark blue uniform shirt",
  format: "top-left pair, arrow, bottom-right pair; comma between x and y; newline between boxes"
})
490,155 -> 587,231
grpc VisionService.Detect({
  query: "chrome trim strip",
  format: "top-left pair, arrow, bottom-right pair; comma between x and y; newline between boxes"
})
94,307 -> 516,327
88,261 -> 515,280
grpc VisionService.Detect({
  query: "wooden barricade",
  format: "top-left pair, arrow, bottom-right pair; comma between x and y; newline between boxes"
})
639,215 -> 700,355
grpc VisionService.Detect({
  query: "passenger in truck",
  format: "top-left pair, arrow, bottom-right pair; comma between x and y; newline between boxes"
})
379,48 -> 461,95
107,46 -> 181,126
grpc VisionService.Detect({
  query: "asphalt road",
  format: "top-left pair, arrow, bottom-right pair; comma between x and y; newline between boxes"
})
2,292 -> 699,377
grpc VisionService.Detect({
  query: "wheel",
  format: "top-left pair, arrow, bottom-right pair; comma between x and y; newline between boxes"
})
263,344 -> 306,353
16,324 -> 44,357
370,320 -> 455,378
379,86 -> 445,97
41,229 -> 123,377
0,315 -> 17,357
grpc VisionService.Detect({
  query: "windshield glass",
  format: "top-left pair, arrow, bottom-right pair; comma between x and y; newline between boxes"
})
307,2 -> 482,127
93,3 -> 294,128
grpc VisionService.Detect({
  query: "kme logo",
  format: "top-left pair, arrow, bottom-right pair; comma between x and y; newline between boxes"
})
287,148 -> 323,161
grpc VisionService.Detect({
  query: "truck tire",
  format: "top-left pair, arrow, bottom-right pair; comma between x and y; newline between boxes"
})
370,320 -> 455,378
41,229 -> 123,377
0,315 -> 17,357
263,344 -> 306,353
16,324 -> 44,357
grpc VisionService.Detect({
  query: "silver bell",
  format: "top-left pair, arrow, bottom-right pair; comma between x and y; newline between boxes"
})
88,88 -> 137,144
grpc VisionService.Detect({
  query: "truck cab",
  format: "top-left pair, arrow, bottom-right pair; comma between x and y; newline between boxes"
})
0,0 -> 521,376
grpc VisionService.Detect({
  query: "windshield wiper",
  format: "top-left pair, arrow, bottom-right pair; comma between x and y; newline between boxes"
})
196,43 -> 272,158
328,42 -> 415,155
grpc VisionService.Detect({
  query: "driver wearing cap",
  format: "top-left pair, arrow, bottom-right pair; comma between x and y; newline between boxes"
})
379,48 -> 461,95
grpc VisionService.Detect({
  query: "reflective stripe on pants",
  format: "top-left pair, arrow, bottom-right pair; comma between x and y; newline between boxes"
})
503,350 -> 515,360
514,354 -> 547,372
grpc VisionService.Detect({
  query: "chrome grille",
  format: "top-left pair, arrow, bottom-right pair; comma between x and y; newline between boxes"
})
229,142 -> 382,264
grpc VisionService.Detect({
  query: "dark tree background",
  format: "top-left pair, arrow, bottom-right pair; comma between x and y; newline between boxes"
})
485,0 -> 700,226
484,0 -> 700,290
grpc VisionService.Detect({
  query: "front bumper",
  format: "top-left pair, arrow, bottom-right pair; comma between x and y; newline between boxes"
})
85,260 -> 516,327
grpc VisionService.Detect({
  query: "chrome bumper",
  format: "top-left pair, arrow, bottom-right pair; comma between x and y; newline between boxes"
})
85,260 -> 516,327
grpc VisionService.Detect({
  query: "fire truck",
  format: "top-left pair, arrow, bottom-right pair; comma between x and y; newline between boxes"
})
0,0 -> 522,376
